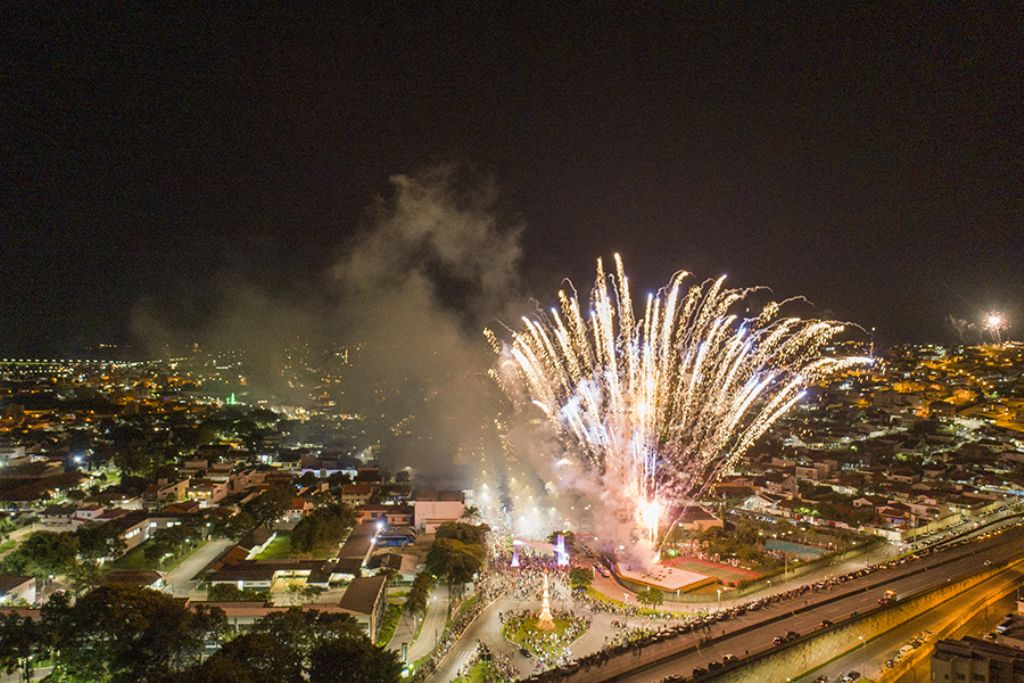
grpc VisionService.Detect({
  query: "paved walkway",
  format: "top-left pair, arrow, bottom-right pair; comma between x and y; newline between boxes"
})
164,537 -> 235,596
427,579 -> 663,682
404,584 -> 450,663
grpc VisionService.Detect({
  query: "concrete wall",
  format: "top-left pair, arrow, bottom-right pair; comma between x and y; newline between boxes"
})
874,563 -> 1023,682
414,500 -> 464,532
712,567 -> 999,682
898,511 -> 965,542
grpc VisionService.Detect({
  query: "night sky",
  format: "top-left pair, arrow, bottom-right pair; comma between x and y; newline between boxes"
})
3,5 -> 1022,354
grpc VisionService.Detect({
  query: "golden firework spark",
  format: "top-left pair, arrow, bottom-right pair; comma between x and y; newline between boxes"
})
493,255 -> 869,553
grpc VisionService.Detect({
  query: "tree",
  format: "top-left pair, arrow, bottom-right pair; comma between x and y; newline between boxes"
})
296,471 -> 320,488
308,637 -> 403,683
434,521 -> 487,546
47,585 -> 227,683
426,537 -> 485,587
207,584 -> 269,602
636,587 -> 663,607
569,567 -> 593,591
291,504 -> 355,553
75,522 -> 127,561
67,560 -> 104,594
5,531 -> 79,578
547,530 -> 576,550
113,441 -> 163,477
210,510 -> 257,540
245,485 -> 294,527
176,609 -> 398,683
249,609 -> 363,667
0,613 -> 43,681
182,632 -> 302,683
406,571 -> 435,616
144,522 -> 203,566
327,472 -> 352,489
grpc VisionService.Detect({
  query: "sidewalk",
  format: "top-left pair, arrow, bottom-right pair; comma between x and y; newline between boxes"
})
395,584 -> 449,663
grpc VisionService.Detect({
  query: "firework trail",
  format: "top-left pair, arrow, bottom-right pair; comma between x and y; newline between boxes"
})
490,255 -> 869,555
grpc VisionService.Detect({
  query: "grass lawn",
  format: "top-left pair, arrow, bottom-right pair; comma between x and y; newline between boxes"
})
254,533 -> 337,560
112,540 -> 161,570
586,586 -> 626,608
376,602 -> 404,647
453,594 -> 480,621
0,538 -> 17,554
112,539 -> 204,571
452,661 -> 489,683
503,616 -> 586,658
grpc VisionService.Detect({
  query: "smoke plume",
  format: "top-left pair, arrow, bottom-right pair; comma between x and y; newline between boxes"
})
132,165 -> 524,482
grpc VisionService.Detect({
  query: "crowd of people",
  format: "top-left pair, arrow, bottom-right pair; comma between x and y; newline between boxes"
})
411,572 -> 504,682
414,521 -> 981,683
452,643 -> 517,683
411,551 -> 566,681
499,608 -> 589,671
517,544 -> 950,681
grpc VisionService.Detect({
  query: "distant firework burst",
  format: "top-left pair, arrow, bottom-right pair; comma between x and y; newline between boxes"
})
984,312 -> 1008,344
491,255 -> 869,556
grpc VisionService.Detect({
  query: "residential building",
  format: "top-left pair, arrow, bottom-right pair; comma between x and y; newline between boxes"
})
931,636 -> 1024,682
0,576 -> 35,605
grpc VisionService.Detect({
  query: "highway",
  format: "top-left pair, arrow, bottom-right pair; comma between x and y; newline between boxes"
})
793,561 -> 1024,683
549,524 -> 1024,682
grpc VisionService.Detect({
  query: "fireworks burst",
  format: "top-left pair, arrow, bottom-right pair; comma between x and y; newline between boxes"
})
491,255 -> 869,555
983,311 -> 1008,344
